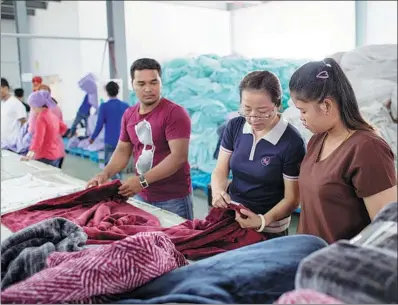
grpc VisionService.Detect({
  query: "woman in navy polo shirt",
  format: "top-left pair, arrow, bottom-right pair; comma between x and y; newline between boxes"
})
211,71 -> 306,237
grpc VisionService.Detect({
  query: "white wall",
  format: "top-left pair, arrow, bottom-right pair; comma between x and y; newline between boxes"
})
366,1 -> 397,45
124,1 -> 231,83
28,1 -> 83,121
77,1 -> 110,81
0,20 -> 21,90
162,1 -> 227,10
231,1 -> 356,60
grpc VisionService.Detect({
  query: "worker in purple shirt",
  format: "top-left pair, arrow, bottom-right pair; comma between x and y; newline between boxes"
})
89,81 -> 129,180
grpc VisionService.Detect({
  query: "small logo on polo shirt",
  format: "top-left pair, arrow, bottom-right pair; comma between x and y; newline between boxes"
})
261,156 -> 271,166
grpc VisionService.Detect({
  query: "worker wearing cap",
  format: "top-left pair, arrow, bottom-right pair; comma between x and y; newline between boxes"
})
32,76 -> 43,92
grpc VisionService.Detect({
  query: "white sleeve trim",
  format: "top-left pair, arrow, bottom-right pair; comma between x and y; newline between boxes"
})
263,216 -> 291,233
220,146 -> 233,153
283,173 -> 299,181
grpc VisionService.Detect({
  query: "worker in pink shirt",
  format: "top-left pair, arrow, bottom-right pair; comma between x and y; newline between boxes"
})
38,84 -> 63,121
28,84 -> 64,134
21,90 -> 68,168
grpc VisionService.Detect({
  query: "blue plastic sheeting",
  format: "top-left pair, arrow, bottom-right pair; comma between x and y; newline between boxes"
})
128,55 -> 304,174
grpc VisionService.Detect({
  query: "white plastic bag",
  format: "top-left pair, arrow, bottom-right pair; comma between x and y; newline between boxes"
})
348,78 -> 396,107
391,84 -> 397,121
340,44 -> 398,71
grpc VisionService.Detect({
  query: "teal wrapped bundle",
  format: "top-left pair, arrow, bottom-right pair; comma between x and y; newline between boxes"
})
129,55 -> 304,173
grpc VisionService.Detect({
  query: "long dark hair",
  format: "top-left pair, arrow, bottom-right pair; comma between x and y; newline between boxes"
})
289,58 -> 374,131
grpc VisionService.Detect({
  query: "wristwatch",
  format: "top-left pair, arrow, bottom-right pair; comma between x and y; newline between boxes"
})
139,175 -> 149,189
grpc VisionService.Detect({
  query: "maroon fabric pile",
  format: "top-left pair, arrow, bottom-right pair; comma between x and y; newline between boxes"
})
1,180 -> 266,260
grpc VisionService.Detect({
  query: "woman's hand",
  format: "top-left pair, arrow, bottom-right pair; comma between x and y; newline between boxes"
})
212,191 -> 231,208
235,209 -> 270,230
20,155 -> 32,162
20,151 -> 34,162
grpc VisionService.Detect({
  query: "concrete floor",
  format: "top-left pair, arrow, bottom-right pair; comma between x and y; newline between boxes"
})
61,154 -> 299,232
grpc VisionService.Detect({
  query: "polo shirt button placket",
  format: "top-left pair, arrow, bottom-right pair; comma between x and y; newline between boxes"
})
249,140 -> 258,161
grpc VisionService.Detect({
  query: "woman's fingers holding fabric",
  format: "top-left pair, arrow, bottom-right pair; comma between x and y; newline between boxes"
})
212,193 -> 228,208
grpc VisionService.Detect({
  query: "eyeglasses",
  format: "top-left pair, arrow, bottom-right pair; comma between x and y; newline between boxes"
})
238,109 -> 276,120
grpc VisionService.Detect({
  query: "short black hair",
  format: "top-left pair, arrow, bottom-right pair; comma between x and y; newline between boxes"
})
130,58 -> 162,80
289,58 -> 374,131
239,71 -> 282,107
105,81 -> 119,97
14,88 -> 24,98
1,77 -> 10,88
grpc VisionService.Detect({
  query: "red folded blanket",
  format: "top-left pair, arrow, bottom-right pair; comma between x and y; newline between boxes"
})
1,181 -> 266,260
1,232 -> 188,304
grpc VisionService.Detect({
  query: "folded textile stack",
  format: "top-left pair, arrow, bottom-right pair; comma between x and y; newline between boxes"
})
295,201 -> 398,304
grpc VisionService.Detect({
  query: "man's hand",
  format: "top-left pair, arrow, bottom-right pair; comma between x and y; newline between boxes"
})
86,172 -> 109,188
235,209 -> 271,230
118,176 -> 142,197
88,138 -> 94,144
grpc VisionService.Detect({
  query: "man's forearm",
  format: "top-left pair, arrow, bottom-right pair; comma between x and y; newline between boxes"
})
102,153 -> 130,178
91,124 -> 103,141
144,153 -> 186,185
264,198 -> 299,222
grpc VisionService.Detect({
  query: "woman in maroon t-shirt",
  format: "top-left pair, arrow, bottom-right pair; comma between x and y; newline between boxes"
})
289,58 -> 397,244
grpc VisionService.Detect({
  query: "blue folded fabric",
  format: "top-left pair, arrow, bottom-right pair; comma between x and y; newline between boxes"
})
115,234 -> 327,304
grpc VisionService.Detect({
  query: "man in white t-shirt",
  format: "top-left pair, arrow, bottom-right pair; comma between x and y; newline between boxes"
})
1,78 -> 27,146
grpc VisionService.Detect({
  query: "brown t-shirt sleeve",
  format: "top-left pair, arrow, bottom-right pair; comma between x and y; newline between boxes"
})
351,138 -> 397,198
